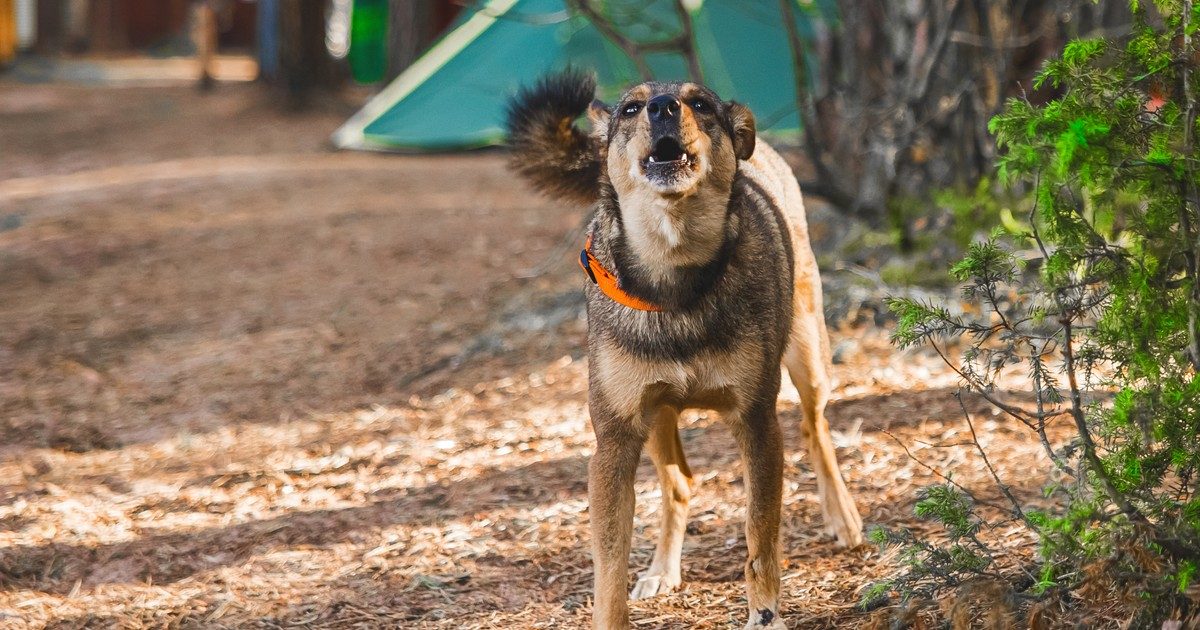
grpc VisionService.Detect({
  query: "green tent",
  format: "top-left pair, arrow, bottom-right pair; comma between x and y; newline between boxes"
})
332,0 -> 820,152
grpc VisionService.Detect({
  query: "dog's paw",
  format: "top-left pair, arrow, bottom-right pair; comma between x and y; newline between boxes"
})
743,608 -> 787,629
821,515 -> 863,548
829,514 -> 864,548
629,571 -> 680,600
743,620 -> 787,630
820,487 -> 864,548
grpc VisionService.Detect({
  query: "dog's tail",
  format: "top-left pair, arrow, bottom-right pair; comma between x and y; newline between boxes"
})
505,69 -> 601,205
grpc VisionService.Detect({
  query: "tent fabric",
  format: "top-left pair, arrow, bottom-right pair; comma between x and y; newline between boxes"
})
333,0 -> 818,152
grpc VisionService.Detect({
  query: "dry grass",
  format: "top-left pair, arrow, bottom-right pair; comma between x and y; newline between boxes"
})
0,81 -> 1080,629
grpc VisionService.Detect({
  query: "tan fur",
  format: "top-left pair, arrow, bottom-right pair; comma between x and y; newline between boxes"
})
746,144 -> 865,546
592,340 -> 764,421
628,406 -> 693,599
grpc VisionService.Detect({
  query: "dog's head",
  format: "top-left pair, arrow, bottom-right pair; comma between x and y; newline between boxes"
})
589,81 -> 756,198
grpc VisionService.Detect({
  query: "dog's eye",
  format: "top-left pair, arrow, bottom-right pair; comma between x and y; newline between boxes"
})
621,102 -> 643,117
689,99 -> 710,113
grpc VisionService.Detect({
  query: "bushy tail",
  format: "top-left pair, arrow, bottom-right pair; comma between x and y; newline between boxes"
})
505,69 -> 601,205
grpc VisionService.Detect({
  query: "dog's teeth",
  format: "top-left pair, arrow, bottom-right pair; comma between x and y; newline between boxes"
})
648,156 -> 657,163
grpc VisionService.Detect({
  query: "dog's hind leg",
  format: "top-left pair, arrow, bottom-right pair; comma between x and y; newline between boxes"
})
782,249 -> 864,548
727,403 -> 786,630
630,406 -> 694,600
589,405 -> 646,630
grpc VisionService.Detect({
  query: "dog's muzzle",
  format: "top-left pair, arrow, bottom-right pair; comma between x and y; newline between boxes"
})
641,95 -> 695,184
642,134 -> 695,186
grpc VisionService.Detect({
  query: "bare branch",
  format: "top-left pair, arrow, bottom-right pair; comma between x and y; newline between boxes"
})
1060,317 -> 1142,519
669,0 -> 703,82
1181,0 -> 1200,370
567,0 -> 653,80
956,390 -> 1032,526
567,0 -> 703,83
880,429 -> 1009,513
927,340 -> 1069,427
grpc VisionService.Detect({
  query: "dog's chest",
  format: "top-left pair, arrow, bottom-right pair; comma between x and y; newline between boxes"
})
592,340 -> 764,418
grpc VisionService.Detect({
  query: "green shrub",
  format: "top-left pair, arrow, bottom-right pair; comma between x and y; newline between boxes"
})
879,1 -> 1200,624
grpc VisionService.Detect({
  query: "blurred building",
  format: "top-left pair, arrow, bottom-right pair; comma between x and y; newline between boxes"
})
30,0 -> 255,54
1,1 -> 462,83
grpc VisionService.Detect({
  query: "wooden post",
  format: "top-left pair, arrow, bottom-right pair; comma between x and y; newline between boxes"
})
194,0 -> 218,89
0,0 -> 15,65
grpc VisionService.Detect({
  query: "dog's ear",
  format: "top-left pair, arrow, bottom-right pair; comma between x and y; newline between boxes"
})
726,102 -> 756,161
588,100 -> 611,144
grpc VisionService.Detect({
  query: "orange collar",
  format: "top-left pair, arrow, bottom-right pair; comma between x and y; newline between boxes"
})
579,234 -> 663,312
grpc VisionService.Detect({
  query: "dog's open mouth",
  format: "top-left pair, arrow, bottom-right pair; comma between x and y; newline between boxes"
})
641,137 -> 696,189
644,137 -> 690,166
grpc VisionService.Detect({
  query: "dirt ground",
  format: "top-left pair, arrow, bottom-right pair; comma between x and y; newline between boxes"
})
0,81 -> 1065,628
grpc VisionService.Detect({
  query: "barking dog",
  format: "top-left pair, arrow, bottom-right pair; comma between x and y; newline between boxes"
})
506,70 -> 863,630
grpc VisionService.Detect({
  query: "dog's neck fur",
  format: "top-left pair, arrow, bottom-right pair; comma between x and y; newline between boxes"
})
608,163 -> 737,282
618,185 -> 730,273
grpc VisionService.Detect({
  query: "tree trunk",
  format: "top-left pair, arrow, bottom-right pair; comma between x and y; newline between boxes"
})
277,0 -> 340,107
387,0 -> 428,80
784,0 -> 1133,237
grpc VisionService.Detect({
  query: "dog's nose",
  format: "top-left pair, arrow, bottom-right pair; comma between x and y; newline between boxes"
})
646,95 -> 681,121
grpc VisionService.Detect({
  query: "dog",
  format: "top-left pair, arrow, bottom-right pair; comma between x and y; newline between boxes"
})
506,70 -> 863,630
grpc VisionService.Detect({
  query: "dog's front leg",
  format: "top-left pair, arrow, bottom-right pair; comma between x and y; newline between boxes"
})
588,403 -> 646,630
729,403 -> 787,630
